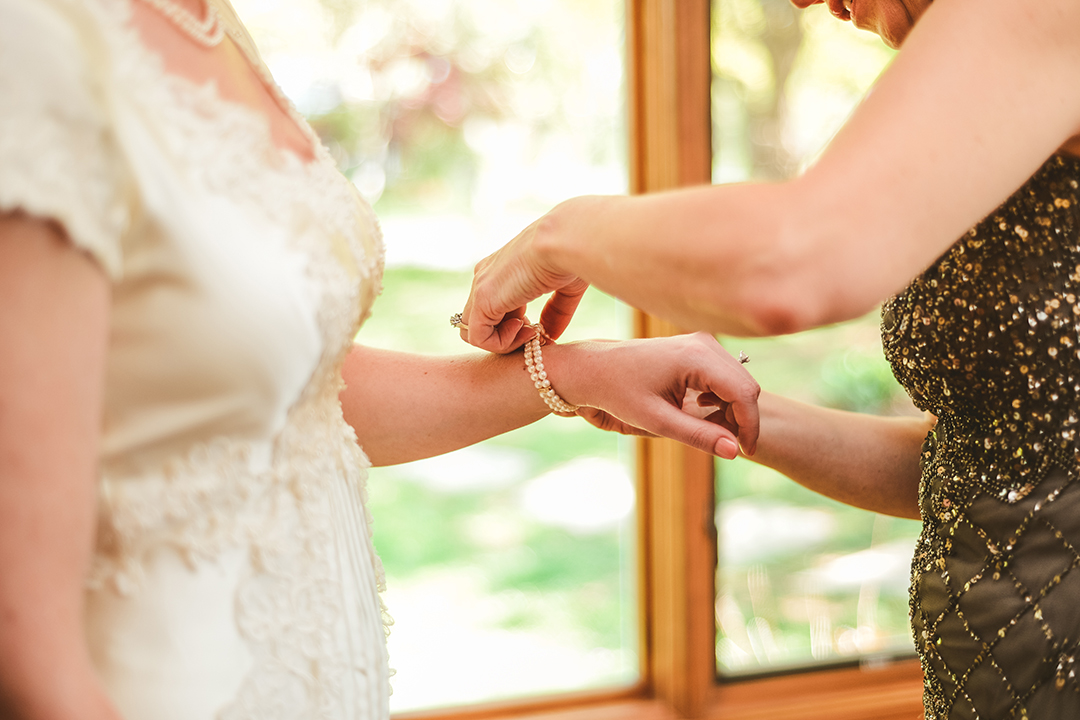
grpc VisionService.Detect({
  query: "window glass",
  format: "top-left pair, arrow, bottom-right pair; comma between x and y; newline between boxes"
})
233,0 -> 636,710
711,0 -> 922,675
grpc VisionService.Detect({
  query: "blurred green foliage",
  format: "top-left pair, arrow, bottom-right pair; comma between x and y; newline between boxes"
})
362,266 -> 632,653
291,0 -> 625,215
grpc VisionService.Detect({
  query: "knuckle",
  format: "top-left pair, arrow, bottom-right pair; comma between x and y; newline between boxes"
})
685,425 -> 717,453
736,380 -> 761,404
684,339 -> 712,361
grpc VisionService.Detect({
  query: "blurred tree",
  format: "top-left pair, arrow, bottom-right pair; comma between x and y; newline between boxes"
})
296,0 -> 622,213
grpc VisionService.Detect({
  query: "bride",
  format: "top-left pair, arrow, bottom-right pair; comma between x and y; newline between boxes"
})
0,0 -> 758,718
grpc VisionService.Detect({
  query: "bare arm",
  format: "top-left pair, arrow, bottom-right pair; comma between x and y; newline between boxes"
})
341,333 -> 761,466
340,345 -> 550,466
742,392 -> 931,519
462,0 -> 1080,348
0,215 -> 122,719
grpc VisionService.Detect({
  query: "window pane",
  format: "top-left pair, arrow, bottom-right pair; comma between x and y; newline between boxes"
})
234,0 -> 635,711
711,0 -> 921,675
365,289 -> 636,711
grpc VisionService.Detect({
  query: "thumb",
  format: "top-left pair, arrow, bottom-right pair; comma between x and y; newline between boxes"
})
539,280 -> 589,341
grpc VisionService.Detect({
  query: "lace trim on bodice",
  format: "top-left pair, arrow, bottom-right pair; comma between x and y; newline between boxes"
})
0,0 -> 131,277
79,1 -> 390,715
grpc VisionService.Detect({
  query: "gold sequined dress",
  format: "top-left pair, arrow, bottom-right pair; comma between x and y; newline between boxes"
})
883,153 -> 1080,719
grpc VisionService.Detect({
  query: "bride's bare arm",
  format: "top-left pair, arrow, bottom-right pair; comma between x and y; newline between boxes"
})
0,215 -> 122,720
339,333 -> 760,467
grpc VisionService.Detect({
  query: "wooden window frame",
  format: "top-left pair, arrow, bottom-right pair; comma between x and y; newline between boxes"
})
393,2 -> 924,720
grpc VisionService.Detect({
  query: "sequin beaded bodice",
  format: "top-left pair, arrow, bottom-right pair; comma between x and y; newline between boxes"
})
884,154 -> 1080,491
883,153 -> 1080,719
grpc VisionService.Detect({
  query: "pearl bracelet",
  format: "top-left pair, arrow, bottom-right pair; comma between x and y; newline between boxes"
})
524,325 -> 579,417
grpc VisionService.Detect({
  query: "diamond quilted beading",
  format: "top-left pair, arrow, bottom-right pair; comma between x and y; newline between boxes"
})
884,154 -> 1080,718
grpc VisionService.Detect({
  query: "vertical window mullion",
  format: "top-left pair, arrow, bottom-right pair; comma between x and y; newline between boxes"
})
626,1 -> 715,717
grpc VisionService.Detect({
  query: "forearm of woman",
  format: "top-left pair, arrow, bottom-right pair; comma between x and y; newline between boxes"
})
535,185 -> 829,337
340,344 -> 552,466
745,391 -> 930,520
531,0 -> 1080,339
0,214 -> 123,720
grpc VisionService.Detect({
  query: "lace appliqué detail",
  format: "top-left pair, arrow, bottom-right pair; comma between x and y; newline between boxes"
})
220,402 -> 390,719
88,437 -> 259,594
82,0 -> 390,716
0,0 -> 130,278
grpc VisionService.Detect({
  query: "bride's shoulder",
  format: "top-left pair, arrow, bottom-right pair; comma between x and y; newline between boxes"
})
0,0 -> 133,282
0,0 -> 127,66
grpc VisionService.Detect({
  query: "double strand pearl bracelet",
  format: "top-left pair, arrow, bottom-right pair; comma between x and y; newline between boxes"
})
524,324 -> 579,417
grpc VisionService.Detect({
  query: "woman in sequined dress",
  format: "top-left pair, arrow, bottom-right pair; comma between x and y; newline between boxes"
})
458,0 -> 1080,717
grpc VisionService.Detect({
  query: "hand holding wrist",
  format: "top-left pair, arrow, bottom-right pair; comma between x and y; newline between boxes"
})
528,334 -> 761,459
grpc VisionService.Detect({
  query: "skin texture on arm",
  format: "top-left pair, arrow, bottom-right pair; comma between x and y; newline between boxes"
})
740,392 -> 931,519
339,345 -> 551,466
462,0 -> 1080,349
339,333 -> 761,466
0,214 -> 122,720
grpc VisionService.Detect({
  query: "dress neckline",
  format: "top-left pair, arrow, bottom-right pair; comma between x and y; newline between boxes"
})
125,0 -> 322,171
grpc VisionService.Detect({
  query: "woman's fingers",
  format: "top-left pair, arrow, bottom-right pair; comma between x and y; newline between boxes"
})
460,217 -> 589,353
647,399 -> 742,459
723,381 -> 760,455
684,333 -> 761,454
577,334 -> 760,458
538,280 -> 590,341
577,407 -> 657,437
458,295 -> 533,353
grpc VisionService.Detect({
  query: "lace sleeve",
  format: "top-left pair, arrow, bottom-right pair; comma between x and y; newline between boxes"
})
0,0 -> 129,280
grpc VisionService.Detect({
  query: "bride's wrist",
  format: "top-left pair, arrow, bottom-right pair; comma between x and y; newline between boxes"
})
534,340 -> 606,411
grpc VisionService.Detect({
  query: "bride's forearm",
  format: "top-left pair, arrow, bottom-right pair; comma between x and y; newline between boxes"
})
339,344 -> 557,466
342,332 -> 760,467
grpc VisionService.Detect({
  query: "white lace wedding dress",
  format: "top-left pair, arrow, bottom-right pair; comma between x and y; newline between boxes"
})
0,1 -> 391,717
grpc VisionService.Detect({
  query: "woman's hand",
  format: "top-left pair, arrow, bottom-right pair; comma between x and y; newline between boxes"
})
460,204 -> 590,353
545,333 -> 760,459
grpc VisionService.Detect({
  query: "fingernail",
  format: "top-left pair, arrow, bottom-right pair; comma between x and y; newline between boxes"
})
716,438 -> 738,459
